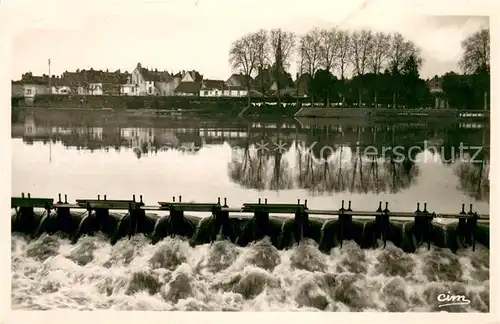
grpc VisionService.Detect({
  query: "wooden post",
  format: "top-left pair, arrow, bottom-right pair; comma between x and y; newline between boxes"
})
375,201 -> 390,248
212,197 -> 229,242
413,203 -> 433,249
56,200 -> 71,235
296,205 -> 309,243
338,200 -> 352,248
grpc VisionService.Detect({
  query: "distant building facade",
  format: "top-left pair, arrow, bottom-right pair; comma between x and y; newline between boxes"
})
224,73 -> 250,97
131,63 -> 174,96
174,81 -> 201,96
199,79 -> 224,97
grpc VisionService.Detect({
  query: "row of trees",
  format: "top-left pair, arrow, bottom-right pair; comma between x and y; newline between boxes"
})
229,27 -> 490,110
229,27 -> 423,107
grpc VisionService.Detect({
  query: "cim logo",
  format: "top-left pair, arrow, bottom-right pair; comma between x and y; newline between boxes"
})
437,292 -> 471,307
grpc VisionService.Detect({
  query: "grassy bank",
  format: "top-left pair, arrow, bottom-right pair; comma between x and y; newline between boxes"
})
294,107 -> 490,121
15,94 -> 304,118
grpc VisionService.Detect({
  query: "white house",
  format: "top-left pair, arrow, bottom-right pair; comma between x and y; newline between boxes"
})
23,84 -> 51,97
131,63 -> 172,96
199,79 -> 224,97
222,86 -> 247,97
88,83 -> 103,95
49,76 -> 72,94
76,86 -> 87,95
120,76 -> 139,96
120,84 -> 138,96
51,85 -> 72,95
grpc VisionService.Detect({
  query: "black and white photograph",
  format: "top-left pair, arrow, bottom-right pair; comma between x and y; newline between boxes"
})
2,0 -> 494,316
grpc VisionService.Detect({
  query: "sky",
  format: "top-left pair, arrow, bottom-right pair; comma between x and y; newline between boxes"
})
3,0 -> 491,81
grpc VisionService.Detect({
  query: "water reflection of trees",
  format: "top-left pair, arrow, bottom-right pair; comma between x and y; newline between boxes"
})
229,142 -> 419,194
296,146 -> 419,194
228,139 -> 294,191
454,156 -> 489,201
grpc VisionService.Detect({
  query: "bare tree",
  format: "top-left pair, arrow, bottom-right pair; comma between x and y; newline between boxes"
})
299,28 -> 322,106
335,30 -> 350,106
336,30 -> 351,80
254,29 -> 270,97
296,47 -> 306,106
370,32 -> 391,74
319,28 -> 338,106
388,32 -> 419,73
270,29 -> 296,106
388,32 -> 421,108
349,29 -> 373,107
229,33 -> 259,106
319,28 -> 338,72
459,28 -> 490,74
370,32 -> 391,108
460,27 -> 490,110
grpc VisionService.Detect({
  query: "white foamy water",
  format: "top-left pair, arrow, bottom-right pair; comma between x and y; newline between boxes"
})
11,233 -> 489,312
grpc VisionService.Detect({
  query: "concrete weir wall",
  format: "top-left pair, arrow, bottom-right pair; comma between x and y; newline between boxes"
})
11,208 -> 489,253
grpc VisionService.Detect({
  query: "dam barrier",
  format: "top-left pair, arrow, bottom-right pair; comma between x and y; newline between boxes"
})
11,193 -> 489,253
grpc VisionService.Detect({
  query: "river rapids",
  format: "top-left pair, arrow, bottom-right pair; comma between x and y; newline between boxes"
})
11,232 -> 489,312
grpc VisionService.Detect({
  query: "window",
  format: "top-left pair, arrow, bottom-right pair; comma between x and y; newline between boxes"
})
215,91 -> 218,95
204,91 -> 208,96
149,87 -> 152,94
131,87 -> 135,93
26,89 -> 32,95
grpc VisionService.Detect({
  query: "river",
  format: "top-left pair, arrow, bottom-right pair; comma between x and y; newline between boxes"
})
10,112 -> 490,311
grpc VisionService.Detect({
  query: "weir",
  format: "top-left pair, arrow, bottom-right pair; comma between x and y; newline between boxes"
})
11,193 -> 490,253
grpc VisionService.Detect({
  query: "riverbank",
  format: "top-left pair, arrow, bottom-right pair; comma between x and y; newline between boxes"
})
12,95 -> 491,123
13,95 -> 303,118
294,107 -> 490,121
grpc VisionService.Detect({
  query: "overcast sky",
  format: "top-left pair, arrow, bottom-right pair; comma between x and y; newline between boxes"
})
4,0 -> 490,81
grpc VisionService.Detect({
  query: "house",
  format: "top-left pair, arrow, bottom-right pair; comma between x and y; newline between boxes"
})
427,76 -> 443,93
120,76 -> 139,96
102,83 -> 121,96
92,70 -> 129,95
181,70 -> 203,83
200,79 -> 224,97
174,81 -> 201,96
50,76 -> 71,94
173,70 -> 204,96
19,74 -> 51,97
222,85 -> 247,97
426,76 -> 447,109
61,69 -> 129,95
224,73 -> 251,97
155,72 -> 182,96
88,83 -> 102,95
60,71 -> 87,94
131,63 -> 173,96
